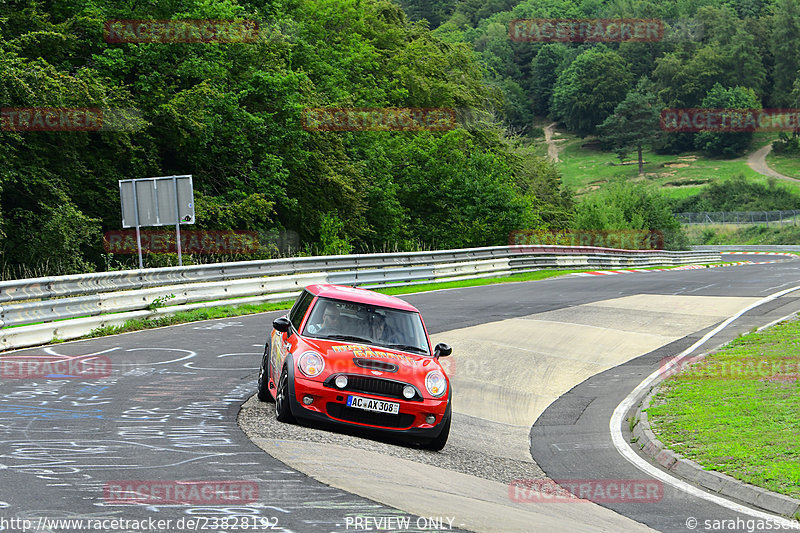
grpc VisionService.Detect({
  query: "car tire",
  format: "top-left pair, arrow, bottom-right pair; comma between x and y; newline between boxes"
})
256,343 -> 274,403
422,411 -> 450,451
275,366 -> 296,423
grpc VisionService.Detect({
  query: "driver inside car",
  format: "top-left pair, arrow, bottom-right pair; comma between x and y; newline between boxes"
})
306,303 -> 342,336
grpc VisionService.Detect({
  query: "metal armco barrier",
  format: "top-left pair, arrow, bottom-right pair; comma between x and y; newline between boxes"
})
0,245 -> 720,351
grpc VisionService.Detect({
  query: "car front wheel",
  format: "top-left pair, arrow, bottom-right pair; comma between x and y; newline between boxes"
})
256,345 -> 274,402
275,366 -> 296,423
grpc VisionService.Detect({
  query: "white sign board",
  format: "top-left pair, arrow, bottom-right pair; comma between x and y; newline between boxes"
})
119,175 -> 195,228
118,175 -> 195,268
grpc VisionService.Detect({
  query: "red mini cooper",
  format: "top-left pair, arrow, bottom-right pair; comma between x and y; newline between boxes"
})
257,284 -> 452,450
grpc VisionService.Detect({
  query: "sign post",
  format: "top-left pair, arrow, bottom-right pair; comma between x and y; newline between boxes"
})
132,179 -> 143,269
119,175 -> 195,268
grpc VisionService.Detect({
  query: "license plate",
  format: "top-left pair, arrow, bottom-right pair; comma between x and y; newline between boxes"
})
346,395 -> 400,415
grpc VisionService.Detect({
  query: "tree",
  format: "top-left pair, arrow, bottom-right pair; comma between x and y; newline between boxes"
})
652,8 -> 766,108
397,0 -> 458,28
770,0 -> 800,106
598,78 -> 664,174
551,47 -> 634,136
529,43 -> 574,116
390,130 -> 545,249
496,78 -> 533,130
694,84 -> 761,157
2,0 -> 573,276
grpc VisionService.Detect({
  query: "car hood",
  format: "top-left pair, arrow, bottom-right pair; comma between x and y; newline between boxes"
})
300,337 -> 442,377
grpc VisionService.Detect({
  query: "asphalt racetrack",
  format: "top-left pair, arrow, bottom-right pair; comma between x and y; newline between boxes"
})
1,255 -> 799,533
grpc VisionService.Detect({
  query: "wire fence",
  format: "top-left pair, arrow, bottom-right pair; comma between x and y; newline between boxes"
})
676,210 -> 800,226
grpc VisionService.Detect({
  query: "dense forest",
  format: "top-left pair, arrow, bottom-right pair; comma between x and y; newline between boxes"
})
1,0 -> 576,277
405,0 -> 800,143
2,0 -> 799,277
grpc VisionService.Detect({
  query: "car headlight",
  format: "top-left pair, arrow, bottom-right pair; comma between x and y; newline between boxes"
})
425,370 -> 447,397
297,351 -> 325,377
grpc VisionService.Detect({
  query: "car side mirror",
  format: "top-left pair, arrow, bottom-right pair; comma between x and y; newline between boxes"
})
434,342 -> 452,360
273,317 -> 291,333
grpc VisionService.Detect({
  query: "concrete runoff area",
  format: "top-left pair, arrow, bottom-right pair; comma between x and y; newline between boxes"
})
243,293 -> 762,532
443,294 -> 759,427
250,435 -> 654,533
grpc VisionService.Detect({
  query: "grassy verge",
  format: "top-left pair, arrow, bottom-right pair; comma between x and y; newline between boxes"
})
646,317 -> 800,500
766,150 -> 800,179
375,269 -> 583,295
686,223 -> 800,246
84,301 -> 296,338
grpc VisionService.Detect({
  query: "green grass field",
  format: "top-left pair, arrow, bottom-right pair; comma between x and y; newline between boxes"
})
766,151 -> 800,179
646,318 -> 800,499
685,223 -> 800,246
548,129 -> 794,201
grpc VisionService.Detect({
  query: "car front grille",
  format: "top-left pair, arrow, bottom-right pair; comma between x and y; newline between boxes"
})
326,403 -> 415,429
347,375 -> 404,397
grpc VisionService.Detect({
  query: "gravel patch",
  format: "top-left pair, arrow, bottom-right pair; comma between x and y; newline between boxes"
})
238,395 -> 544,485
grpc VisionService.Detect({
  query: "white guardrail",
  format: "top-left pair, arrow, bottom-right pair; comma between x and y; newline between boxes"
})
0,245 -> 720,351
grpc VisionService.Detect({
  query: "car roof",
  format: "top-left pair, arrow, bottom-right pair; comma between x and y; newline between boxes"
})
305,284 -> 419,312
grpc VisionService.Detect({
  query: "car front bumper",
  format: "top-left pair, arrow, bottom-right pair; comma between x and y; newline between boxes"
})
289,375 -> 451,439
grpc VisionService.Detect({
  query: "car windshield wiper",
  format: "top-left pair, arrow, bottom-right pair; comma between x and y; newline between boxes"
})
323,334 -> 374,344
385,343 -> 428,354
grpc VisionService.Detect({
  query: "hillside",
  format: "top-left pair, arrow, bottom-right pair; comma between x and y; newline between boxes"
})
0,0 -> 572,278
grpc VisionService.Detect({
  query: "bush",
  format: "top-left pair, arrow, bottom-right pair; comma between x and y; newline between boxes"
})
573,183 -> 688,250
772,132 -> 800,154
319,213 -> 353,255
694,85 -> 760,157
674,174 -> 800,211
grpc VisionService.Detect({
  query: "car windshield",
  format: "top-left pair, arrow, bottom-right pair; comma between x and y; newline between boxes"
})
302,297 -> 430,354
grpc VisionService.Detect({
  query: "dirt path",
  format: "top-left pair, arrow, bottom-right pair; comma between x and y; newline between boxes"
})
544,122 -> 563,162
746,142 -> 798,181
